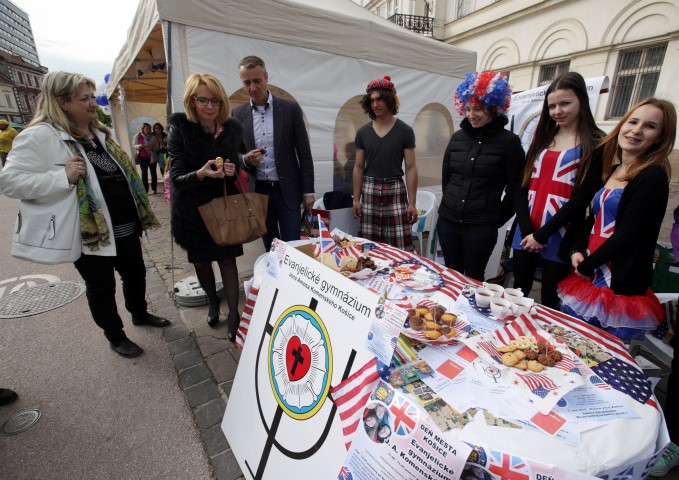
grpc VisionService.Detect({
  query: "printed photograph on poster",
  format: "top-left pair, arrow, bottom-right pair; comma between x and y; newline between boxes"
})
339,380 -> 472,479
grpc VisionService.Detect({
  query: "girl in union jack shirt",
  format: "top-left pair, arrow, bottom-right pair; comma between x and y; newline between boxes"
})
558,98 -> 676,342
512,72 -> 605,309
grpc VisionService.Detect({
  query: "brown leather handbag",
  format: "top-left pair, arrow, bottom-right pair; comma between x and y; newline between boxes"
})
197,175 -> 268,246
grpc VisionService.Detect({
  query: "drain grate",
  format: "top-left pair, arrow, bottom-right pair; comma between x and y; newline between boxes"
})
173,276 -> 224,307
0,282 -> 86,318
1,409 -> 41,435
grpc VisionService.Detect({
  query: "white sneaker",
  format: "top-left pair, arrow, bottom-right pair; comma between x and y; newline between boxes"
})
651,442 -> 679,477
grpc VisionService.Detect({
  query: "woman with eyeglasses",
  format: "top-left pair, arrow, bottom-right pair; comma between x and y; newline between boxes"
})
168,73 -> 245,341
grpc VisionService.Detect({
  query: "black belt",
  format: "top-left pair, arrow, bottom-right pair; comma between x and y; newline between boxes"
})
256,180 -> 280,189
366,176 -> 400,184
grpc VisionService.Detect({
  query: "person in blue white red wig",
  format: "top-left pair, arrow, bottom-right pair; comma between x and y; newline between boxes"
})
558,98 -> 676,342
511,72 -> 605,309
352,75 -> 418,251
436,71 -> 525,281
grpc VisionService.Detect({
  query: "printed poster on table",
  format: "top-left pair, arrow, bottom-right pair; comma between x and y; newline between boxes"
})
339,380 -> 472,480
222,242 -> 389,480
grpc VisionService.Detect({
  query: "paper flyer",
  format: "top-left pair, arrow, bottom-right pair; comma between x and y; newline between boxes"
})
366,299 -> 407,366
339,380 -> 472,479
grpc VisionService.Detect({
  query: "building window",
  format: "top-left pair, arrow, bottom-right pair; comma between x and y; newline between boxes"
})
538,61 -> 570,86
607,44 -> 667,118
456,0 -> 474,19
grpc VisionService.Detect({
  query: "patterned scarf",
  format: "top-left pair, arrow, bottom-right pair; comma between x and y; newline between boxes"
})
66,136 -> 160,251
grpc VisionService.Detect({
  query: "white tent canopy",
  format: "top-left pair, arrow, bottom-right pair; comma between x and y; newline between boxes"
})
107,0 -> 477,194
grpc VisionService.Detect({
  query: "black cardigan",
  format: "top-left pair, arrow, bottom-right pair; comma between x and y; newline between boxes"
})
574,164 -> 669,296
168,113 -> 244,251
438,116 -> 525,227
514,146 -> 604,257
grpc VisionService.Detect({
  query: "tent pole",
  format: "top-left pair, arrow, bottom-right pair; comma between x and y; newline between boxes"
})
165,20 -> 177,299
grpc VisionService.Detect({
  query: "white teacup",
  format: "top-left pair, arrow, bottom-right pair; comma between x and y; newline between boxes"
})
504,288 -> 524,303
512,297 -> 535,316
483,283 -> 505,297
474,287 -> 494,307
490,297 -> 512,319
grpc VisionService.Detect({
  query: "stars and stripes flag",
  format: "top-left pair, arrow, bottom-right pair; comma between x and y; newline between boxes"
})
329,358 -> 382,451
235,279 -> 259,350
516,372 -> 559,392
477,340 -> 502,363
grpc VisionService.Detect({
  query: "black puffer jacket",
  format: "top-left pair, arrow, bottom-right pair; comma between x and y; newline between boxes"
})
168,113 -> 244,252
438,116 -> 525,226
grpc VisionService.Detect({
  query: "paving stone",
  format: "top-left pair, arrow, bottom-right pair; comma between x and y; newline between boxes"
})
206,350 -> 239,383
163,325 -> 191,342
179,363 -> 212,389
202,423 -> 230,457
211,450 -> 242,480
220,380 -> 234,400
173,349 -> 204,371
146,284 -> 167,294
186,379 -> 220,408
194,397 -> 226,429
167,336 -> 196,356
197,336 -> 229,356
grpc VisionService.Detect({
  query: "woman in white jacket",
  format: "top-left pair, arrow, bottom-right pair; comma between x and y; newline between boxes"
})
0,71 -> 169,358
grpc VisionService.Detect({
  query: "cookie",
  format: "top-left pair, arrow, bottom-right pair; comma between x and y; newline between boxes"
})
514,350 -> 527,360
502,352 -> 520,367
527,360 -> 545,372
498,345 -> 515,353
440,313 -> 457,326
424,330 -> 442,340
515,359 -> 528,370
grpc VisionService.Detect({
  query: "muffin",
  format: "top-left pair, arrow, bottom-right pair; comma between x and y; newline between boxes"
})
428,305 -> 446,321
424,330 -> 442,340
409,316 -> 425,331
440,313 -> 457,326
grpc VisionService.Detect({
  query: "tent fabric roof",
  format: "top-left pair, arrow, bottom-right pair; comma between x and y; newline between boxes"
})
107,0 -> 475,101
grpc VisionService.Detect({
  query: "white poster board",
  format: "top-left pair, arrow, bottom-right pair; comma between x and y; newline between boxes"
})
222,242 -> 382,479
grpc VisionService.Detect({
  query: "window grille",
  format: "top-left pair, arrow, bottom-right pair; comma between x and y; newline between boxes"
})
607,44 -> 666,118
456,0 -> 474,18
538,62 -> 570,86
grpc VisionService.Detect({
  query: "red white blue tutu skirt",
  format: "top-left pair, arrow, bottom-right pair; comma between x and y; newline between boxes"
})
557,272 -> 664,341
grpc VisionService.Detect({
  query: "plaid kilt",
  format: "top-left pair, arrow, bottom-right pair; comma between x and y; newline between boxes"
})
359,176 -> 413,251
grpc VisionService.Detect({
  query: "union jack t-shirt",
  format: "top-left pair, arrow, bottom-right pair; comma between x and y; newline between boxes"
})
587,187 -> 623,288
512,145 -> 582,262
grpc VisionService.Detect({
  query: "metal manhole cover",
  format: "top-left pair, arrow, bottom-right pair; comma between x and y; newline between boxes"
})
1,409 -> 41,435
173,276 -> 224,307
0,282 -> 86,318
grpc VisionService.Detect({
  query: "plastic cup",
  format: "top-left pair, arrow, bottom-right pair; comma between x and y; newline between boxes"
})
474,287 -> 494,307
490,297 -> 512,319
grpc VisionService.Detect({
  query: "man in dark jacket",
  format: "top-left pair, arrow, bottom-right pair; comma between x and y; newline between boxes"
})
232,56 -> 315,251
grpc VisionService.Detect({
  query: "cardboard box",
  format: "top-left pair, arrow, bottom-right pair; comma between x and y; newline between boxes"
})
301,208 -> 359,238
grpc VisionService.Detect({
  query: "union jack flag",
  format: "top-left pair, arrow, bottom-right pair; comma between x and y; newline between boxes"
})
337,465 -> 353,480
389,396 -> 419,436
314,215 -> 340,266
588,187 -> 618,254
528,147 -> 581,230
488,451 -> 531,480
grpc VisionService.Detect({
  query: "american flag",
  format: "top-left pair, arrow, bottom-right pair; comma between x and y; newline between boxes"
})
329,358 -> 382,451
552,355 -> 581,375
516,372 -> 559,394
477,340 -> 502,363
235,282 -> 259,350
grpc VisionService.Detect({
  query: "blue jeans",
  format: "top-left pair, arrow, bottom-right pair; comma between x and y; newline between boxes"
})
255,183 -> 301,251
437,217 -> 497,281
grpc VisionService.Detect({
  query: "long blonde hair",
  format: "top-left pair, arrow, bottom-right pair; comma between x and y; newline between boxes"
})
601,98 -> 675,181
182,73 -> 231,124
31,71 -> 109,142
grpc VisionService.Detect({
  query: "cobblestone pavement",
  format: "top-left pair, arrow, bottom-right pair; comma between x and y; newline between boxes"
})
139,179 -> 679,480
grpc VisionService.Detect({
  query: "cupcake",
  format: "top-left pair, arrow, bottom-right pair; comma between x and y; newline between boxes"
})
428,305 -> 446,321
409,316 -> 425,331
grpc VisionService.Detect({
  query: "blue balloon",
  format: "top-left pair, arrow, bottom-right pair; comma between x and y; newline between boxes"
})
104,73 -> 111,84
95,94 -> 109,106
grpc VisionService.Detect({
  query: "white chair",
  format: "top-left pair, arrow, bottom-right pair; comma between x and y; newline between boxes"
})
412,190 -> 437,256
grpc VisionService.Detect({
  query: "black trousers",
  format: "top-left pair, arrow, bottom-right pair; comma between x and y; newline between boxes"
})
437,217 -> 497,282
512,249 -> 571,310
74,235 -> 147,343
139,157 -> 158,193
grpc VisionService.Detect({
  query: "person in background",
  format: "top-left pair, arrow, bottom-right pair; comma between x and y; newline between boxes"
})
558,98 -> 676,343
511,72 -> 605,309
651,207 -> 679,477
151,122 -> 168,176
437,71 -> 524,281
352,75 -> 418,250
232,55 -> 315,251
168,73 -> 244,341
0,119 -> 18,167
0,71 -> 168,358
135,123 -> 158,194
